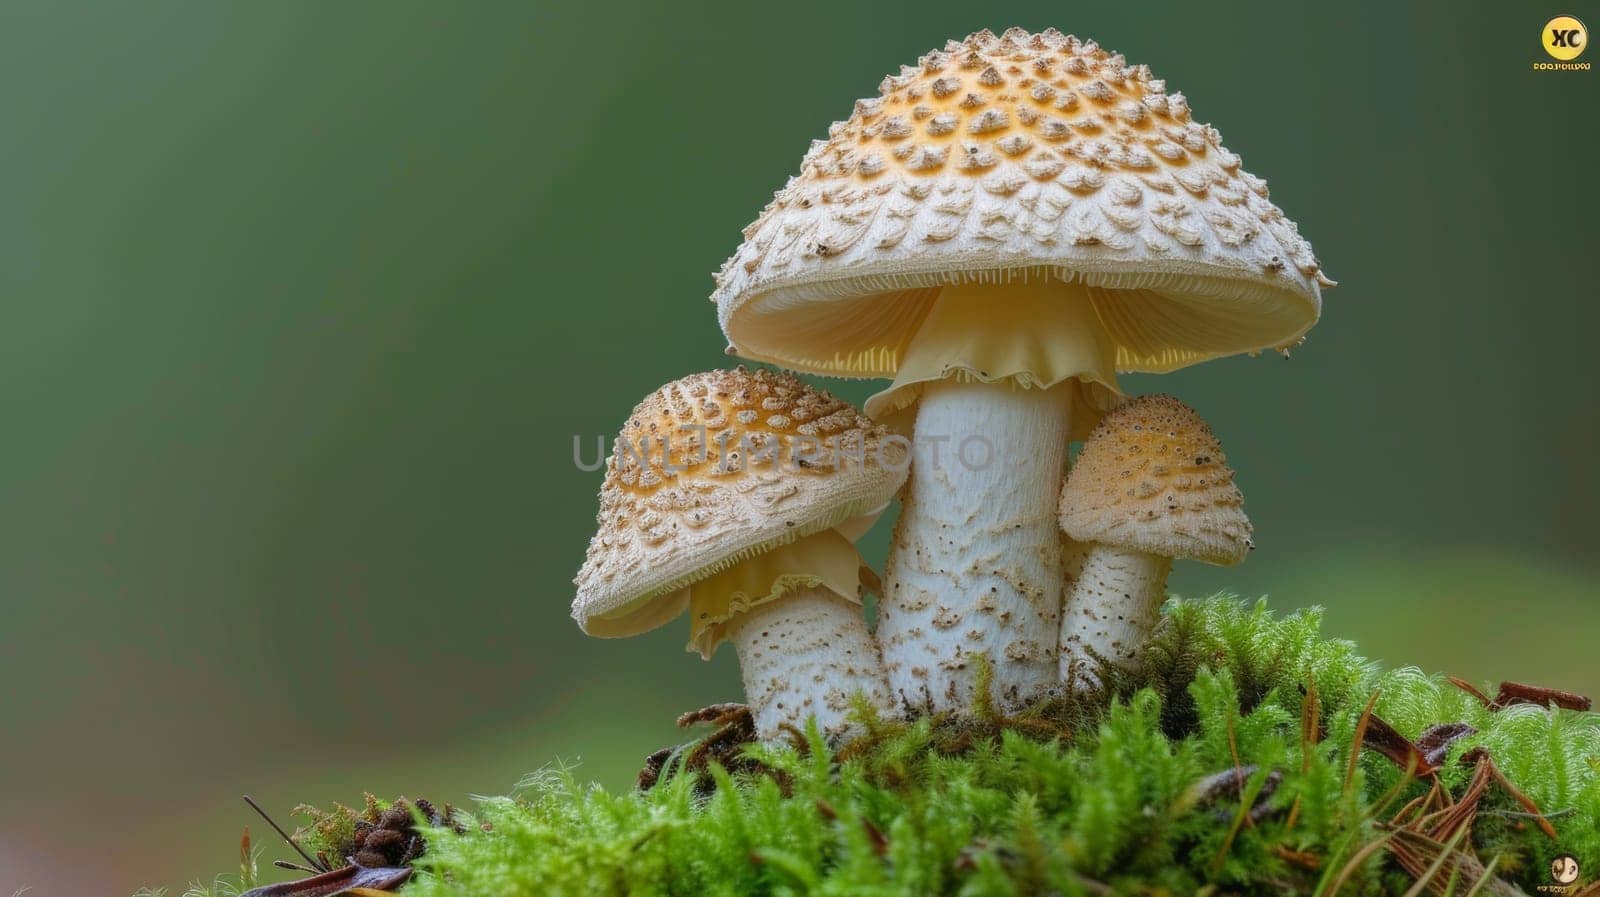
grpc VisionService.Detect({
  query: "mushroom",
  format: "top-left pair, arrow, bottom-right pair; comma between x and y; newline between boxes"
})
572,368 -> 906,739
712,28 -> 1328,712
1057,395 -> 1251,688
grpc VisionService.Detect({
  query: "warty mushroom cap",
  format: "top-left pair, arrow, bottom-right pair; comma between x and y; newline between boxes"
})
572,368 -> 909,644
1059,394 -> 1251,565
714,27 -> 1329,418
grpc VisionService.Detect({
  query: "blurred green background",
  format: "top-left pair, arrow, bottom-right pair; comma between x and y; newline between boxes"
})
1,1 -> 1596,892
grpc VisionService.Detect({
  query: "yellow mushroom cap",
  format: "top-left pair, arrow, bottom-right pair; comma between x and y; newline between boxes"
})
715,27 -> 1329,387
572,368 -> 908,638
1059,394 -> 1251,565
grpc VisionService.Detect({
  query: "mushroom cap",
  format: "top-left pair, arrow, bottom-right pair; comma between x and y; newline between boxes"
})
1059,394 -> 1251,565
572,368 -> 908,637
715,27 -> 1328,383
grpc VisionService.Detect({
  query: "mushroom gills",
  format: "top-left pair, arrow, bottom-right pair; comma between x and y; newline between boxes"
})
1059,545 -> 1172,689
729,275 -> 1307,407
685,528 -> 864,659
864,280 -> 1120,428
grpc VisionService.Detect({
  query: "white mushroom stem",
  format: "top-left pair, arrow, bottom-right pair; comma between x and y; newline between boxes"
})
726,585 -> 893,739
878,379 -> 1070,713
1059,545 -> 1172,689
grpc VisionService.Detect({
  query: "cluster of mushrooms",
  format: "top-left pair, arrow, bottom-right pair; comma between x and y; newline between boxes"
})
573,28 -> 1331,740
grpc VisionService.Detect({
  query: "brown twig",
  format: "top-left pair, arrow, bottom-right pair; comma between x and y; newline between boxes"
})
1287,673 -> 1322,831
861,816 -> 890,856
1415,723 -> 1476,770
1422,752 -> 1491,842
1492,681 -> 1592,712
1224,713 -> 1250,827
1448,677 -> 1592,712
238,865 -> 410,897
1395,825 -> 1470,897
776,722 -> 811,755
1208,764 -> 1282,875
243,795 -> 325,873
1461,747 -> 1559,839
1345,690 -> 1381,793
676,702 -> 750,728
1361,712 -> 1435,777
1272,844 -> 1321,871
1447,677 -> 1495,709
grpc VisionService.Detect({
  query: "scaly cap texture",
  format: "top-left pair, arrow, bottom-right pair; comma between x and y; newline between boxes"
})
1060,394 -> 1251,564
715,27 -> 1330,381
573,368 -> 908,637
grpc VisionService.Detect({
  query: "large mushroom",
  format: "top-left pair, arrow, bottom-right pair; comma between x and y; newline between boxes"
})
1057,395 -> 1251,688
713,27 -> 1328,713
572,368 -> 906,739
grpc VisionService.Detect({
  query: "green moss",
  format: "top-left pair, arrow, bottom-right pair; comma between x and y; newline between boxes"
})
176,597 -> 1600,895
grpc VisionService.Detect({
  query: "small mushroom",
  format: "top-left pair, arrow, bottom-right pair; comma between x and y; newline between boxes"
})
712,28 -> 1328,714
572,369 -> 907,739
1057,395 -> 1250,687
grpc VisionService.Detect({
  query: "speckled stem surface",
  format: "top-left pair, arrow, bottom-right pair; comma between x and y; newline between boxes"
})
878,380 -> 1069,714
1059,545 -> 1172,689
727,585 -> 892,740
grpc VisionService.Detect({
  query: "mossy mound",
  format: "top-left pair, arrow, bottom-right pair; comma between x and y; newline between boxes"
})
175,598 -> 1600,896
